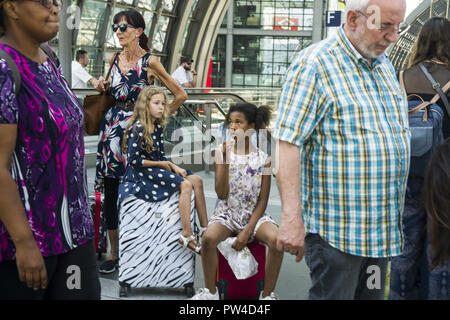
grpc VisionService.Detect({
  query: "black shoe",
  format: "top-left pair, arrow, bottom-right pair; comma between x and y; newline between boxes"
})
99,259 -> 118,274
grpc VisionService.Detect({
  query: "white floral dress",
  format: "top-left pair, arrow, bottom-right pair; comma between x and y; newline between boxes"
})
210,147 -> 276,241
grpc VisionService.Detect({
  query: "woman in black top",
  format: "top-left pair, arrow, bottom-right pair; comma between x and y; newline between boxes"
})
402,17 -> 450,138
390,17 -> 450,300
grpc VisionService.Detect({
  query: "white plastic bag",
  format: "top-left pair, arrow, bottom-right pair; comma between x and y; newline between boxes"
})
217,237 -> 258,280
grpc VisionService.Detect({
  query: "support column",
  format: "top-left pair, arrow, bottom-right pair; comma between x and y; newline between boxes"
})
312,0 -> 325,43
94,3 -> 112,78
59,0 -> 73,86
225,0 -> 234,88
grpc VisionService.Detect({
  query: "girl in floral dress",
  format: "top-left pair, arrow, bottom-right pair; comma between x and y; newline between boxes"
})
191,103 -> 284,300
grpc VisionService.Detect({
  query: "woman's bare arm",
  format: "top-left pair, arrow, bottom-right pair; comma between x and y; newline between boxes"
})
0,124 -> 47,290
148,56 -> 187,115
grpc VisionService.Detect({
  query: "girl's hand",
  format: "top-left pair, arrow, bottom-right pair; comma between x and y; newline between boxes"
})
171,164 -> 187,178
232,230 -> 251,251
222,139 -> 235,154
221,139 -> 235,163
158,161 -> 173,172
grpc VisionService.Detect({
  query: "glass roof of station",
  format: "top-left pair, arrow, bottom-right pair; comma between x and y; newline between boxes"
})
389,0 -> 449,71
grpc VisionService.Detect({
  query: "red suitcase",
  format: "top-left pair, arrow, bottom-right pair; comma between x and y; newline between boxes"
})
216,241 -> 266,300
89,191 -> 107,259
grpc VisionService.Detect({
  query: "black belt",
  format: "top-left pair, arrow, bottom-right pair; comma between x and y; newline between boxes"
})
115,100 -> 135,111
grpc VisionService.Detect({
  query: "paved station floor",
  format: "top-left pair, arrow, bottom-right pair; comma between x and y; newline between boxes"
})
87,168 -> 312,300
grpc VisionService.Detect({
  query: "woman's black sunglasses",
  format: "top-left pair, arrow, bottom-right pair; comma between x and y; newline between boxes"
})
112,23 -> 136,33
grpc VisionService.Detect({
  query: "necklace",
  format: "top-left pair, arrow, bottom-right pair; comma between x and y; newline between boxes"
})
119,48 -> 146,74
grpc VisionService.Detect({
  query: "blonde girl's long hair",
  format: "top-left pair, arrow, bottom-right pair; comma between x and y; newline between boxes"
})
122,86 -> 168,154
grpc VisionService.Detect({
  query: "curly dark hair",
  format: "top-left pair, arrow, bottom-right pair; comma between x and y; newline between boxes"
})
225,103 -> 272,130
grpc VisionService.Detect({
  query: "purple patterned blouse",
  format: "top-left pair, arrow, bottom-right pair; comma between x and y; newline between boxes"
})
0,44 -> 95,262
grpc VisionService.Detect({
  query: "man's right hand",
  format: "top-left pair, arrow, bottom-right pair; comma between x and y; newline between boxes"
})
276,211 -> 306,263
15,240 -> 47,291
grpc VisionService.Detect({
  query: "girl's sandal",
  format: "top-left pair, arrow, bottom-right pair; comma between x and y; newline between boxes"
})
197,226 -> 207,238
178,234 -> 201,255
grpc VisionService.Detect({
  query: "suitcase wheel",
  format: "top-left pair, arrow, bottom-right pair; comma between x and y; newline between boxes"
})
217,279 -> 228,300
256,279 -> 265,299
119,282 -> 131,297
184,283 -> 195,298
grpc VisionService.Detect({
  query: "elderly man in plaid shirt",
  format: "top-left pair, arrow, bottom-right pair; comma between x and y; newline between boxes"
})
274,0 -> 409,300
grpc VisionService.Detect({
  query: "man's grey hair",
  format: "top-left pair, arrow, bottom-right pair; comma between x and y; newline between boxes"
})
344,0 -> 371,17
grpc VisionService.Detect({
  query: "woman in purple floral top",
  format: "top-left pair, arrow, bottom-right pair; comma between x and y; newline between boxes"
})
0,1 -> 99,299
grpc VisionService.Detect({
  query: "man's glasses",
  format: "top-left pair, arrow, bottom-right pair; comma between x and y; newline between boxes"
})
28,0 -> 61,9
112,23 -> 136,33
356,10 -> 401,36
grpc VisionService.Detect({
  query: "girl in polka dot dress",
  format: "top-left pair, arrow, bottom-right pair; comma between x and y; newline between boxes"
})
119,86 -> 208,254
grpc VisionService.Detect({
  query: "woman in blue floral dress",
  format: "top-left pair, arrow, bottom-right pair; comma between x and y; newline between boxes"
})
94,10 -> 186,273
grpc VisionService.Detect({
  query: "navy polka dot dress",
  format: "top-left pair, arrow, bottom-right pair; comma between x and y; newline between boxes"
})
118,120 -> 192,204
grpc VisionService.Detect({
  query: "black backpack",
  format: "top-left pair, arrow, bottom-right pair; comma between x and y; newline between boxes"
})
400,63 -> 450,179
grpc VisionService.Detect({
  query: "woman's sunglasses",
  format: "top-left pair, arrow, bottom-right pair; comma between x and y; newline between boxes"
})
112,23 -> 136,33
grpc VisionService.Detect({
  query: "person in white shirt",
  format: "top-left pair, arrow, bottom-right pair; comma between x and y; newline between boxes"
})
71,50 -> 99,89
171,56 -> 197,88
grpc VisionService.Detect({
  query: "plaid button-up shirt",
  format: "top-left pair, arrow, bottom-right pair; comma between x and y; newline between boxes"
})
274,27 -> 411,257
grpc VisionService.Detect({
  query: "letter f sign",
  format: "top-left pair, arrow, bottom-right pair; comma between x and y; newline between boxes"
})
326,11 -> 341,27
327,12 -> 335,25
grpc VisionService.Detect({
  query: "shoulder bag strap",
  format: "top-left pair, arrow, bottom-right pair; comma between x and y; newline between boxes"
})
419,62 -> 450,116
399,70 -> 406,94
39,44 -> 60,68
0,50 -> 21,95
105,52 -> 120,81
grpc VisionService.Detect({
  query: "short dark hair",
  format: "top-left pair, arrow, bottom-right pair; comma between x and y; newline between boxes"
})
181,56 -> 193,64
76,50 -> 88,61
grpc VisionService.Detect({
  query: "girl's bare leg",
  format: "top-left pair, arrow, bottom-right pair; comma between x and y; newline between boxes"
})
255,222 -> 284,297
185,175 -> 208,227
179,180 -> 194,237
201,223 -> 233,294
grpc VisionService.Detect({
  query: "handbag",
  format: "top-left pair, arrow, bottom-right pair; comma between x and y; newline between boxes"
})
83,52 -> 120,135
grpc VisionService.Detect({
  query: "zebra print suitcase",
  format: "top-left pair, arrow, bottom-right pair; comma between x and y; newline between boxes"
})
118,191 -> 196,298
